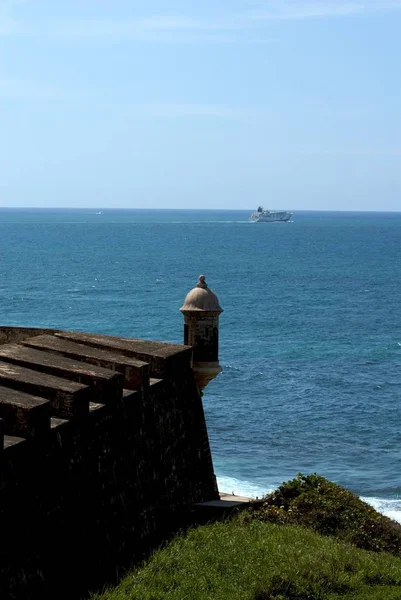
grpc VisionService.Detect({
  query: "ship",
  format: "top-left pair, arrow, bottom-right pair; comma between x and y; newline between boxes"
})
250,206 -> 293,223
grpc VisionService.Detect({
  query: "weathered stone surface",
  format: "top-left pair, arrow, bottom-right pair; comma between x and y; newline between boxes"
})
50,416 -> 68,429
54,331 -> 193,378
0,343 -> 123,404
122,388 -> 138,399
0,386 -> 50,438
3,433 -> 25,449
0,326 -> 59,346
22,334 -> 149,392
0,361 -> 90,419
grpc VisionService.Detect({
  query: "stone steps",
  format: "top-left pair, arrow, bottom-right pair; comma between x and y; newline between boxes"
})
0,361 -> 90,419
192,493 -> 252,523
0,330 -> 194,450
54,331 -> 192,378
0,343 -> 123,403
22,334 -> 149,393
0,332 -> 156,446
0,330 -> 197,469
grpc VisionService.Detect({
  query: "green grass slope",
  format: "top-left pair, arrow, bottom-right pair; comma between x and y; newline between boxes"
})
91,519 -> 401,600
91,475 -> 401,600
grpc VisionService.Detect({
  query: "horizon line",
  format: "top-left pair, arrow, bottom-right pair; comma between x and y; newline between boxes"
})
0,207 -> 400,214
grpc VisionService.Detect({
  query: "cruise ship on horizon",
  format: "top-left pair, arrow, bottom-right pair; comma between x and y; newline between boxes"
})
250,206 -> 293,223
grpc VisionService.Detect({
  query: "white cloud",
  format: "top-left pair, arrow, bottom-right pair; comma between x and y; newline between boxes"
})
247,0 -> 401,21
98,102 -> 242,119
137,102 -> 238,118
2,1 -> 401,40
296,147 -> 401,156
0,0 -> 26,35
0,81 -> 243,118
0,14 -> 19,34
0,77 -> 71,99
43,13 -> 252,44
42,2 -> 401,42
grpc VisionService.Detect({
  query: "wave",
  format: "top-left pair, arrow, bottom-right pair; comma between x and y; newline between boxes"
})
216,475 -> 274,500
217,475 -> 401,524
362,497 -> 401,524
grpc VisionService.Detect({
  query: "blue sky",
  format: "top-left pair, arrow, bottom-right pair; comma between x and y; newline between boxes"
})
1,0 -> 400,210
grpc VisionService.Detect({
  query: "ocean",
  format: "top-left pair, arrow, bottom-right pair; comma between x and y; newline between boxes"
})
1,208 -> 400,520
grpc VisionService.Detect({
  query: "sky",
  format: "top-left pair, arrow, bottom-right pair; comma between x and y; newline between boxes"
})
1,0 -> 400,211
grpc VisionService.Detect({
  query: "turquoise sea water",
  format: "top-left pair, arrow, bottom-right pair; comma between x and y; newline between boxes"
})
1,208 -> 401,519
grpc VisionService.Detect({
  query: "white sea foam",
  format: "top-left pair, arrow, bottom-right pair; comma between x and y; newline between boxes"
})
362,497 -> 401,524
216,476 -> 274,500
217,476 -> 401,524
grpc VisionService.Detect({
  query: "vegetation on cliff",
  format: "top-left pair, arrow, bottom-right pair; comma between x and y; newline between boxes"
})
250,473 -> 401,557
91,475 -> 401,600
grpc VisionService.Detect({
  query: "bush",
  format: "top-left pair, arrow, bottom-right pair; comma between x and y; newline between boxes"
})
250,473 -> 401,556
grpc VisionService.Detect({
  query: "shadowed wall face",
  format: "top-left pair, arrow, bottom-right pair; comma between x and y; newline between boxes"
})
184,317 -> 219,362
0,327 -> 218,600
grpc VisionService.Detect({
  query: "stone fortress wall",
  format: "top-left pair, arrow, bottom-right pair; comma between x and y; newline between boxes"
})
0,277 -> 223,599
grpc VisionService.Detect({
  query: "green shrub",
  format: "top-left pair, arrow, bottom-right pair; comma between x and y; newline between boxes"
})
250,473 -> 401,556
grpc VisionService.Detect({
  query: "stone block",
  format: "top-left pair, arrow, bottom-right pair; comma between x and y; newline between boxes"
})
0,386 -> 50,438
0,361 -> 90,419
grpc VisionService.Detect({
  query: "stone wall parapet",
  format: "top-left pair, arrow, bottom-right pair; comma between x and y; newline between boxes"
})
0,326 -> 218,599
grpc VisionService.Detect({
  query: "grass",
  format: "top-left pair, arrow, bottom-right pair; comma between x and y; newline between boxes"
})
91,518 -> 401,600
90,475 -> 401,600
